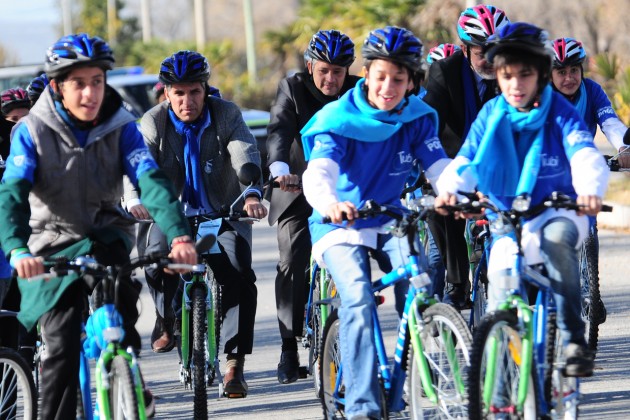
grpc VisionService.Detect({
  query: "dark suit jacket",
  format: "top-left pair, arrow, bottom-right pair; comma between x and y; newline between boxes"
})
265,71 -> 360,224
124,97 -> 262,248
423,50 -> 496,158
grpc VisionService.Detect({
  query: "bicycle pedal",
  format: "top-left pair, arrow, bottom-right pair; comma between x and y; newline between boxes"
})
298,366 -> 309,378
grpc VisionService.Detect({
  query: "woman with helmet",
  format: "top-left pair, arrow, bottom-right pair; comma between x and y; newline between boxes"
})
435,22 -> 609,379
123,49 -> 266,398
267,29 -> 360,384
301,26 -> 450,419
550,37 -> 630,168
1,87 -> 31,123
0,33 -> 198,419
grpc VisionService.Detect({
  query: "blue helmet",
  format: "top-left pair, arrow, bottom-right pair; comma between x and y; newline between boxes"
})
26,73 -> 49,104
362,26 -> 424,73
159,50 -> 211,85
305,30 -> 355,67
484,22 -> 554,65
45,33 -> 115,79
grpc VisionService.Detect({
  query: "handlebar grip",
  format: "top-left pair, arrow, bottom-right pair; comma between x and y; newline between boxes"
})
601,204 -> 613,212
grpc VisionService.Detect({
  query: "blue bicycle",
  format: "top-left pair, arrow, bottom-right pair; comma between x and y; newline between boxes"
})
465,192 -> 612,419
318,199 -> 472,419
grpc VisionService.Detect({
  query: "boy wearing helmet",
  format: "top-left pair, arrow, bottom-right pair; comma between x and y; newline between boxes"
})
0,33 -> 197,419
266,29 -> 360,384
435,22 -> 609,378
26,73 -> 50,107
124,50 -> 266,398
1,87 -> 31,123
301,26 -> 450,419
423,4 -> 511,310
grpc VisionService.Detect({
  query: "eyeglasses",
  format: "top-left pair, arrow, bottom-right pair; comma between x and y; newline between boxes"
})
62,78 -> 104,91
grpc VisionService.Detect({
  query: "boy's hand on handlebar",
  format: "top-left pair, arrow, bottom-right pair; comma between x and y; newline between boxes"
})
434,193 -> 457,216
326,201 -> 358,225
15,256 -> 45,279
167,239 -> 198,273
576,195 -> 602,216
618,146 -> 630,169
275,174 -> 302,193
244,197 -> 267,222
129,204 -> 151,220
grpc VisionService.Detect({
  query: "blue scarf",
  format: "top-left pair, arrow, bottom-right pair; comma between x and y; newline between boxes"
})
460,84 -> 553,204
572,81 -> 587,120
168,107 -> 210,209
461,56 -> 479,141
300,78 -> 438,160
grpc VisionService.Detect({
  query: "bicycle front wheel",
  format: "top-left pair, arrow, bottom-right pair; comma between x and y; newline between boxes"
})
108,355 -> 140,420
467,310 -> 538,420
409,302 -> 472,419
308,265 -> 324,399
0,348 -> 37,420
191,285 -> 208,420
578,229 -> 604,354
319,310 -> 345,420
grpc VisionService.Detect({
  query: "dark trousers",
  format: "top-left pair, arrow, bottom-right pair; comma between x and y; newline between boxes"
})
274,195 -> 312,339
426,213 -> 470,289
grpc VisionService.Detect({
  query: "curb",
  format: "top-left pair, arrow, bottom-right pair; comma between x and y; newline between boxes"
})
598,201 -> 630,229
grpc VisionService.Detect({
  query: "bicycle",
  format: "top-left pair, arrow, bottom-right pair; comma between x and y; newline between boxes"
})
318,198 -> 472,419
578,151 -> 630,354
465,192 -> 612,419
173,162 -> 261,416
0,310 -> 37,420
465,217 -> 492,331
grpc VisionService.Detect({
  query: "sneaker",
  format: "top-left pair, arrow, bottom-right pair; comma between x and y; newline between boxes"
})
277,350 -> 300,384
564,342 -> 594,377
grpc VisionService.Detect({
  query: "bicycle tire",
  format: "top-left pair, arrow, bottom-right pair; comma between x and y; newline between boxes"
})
319,310 -> 345,420
544,313 -> 580,420
467,310 -> 538,420
470,260 -> 488,331
0,348 -> 37,420
108,355 -> 140,420
578,229 -> 604,354
190,285 -> 208,420
308,266 -> 323,399
409,302 -> 472,419
206,270 -> 220,387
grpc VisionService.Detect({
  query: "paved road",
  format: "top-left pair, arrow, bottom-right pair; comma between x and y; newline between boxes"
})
134,221 -> 630,419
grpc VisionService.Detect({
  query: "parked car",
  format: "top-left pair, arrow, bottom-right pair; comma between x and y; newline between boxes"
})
107,73 -> 270,180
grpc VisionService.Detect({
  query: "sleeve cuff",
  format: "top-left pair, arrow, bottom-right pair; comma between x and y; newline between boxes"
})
269,161 -> 290,178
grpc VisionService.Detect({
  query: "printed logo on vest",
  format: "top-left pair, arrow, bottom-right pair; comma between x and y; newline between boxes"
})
204,160 -> 213,174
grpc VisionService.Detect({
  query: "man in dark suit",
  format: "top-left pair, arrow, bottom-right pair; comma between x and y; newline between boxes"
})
423,4 -> 510,309
266,29 -> 360,384
125,50 -> 266,397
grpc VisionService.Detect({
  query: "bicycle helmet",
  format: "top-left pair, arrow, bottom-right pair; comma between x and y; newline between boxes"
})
26,73 -> 49,104
1,88 -> 30,116
551,37 -> 586,68
305,30 -> 355,67
427,43 -> 461,64
159,50 -> 211,85
45,33 -> 115,79
457,5 -> 510,47
362,26 -> 424,74
484,22 -> 553,65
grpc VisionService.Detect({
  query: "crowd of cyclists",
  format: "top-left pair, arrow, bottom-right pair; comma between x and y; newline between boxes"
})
0,3 -> 629,419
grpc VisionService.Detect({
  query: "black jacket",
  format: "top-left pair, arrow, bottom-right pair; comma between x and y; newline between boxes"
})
266,71 -> 360,224
423,50 -> 497,158
0,118 -> 14,179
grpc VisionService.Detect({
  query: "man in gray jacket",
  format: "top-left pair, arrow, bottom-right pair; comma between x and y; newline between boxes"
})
126,50 -> 267,397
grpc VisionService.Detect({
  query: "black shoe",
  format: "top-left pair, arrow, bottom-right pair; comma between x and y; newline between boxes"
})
442,283 -> 471,310
277,350 -> 300,384
564,343 -> 594,377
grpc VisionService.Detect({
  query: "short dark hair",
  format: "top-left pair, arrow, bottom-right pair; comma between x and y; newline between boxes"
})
493,50 -> 551,93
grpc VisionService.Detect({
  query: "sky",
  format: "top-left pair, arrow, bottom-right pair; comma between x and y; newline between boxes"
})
1,2 -> 72,66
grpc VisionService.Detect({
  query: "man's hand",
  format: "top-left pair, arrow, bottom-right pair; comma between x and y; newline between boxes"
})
14,256 -> 45,279
325,201 -> 358,225
274,174 -> 301,193
167,238 -> 198,273
576,195 -> 602,216
129,204 -> 151,220
244,197 -> 268,220
618,146 -> 630,169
